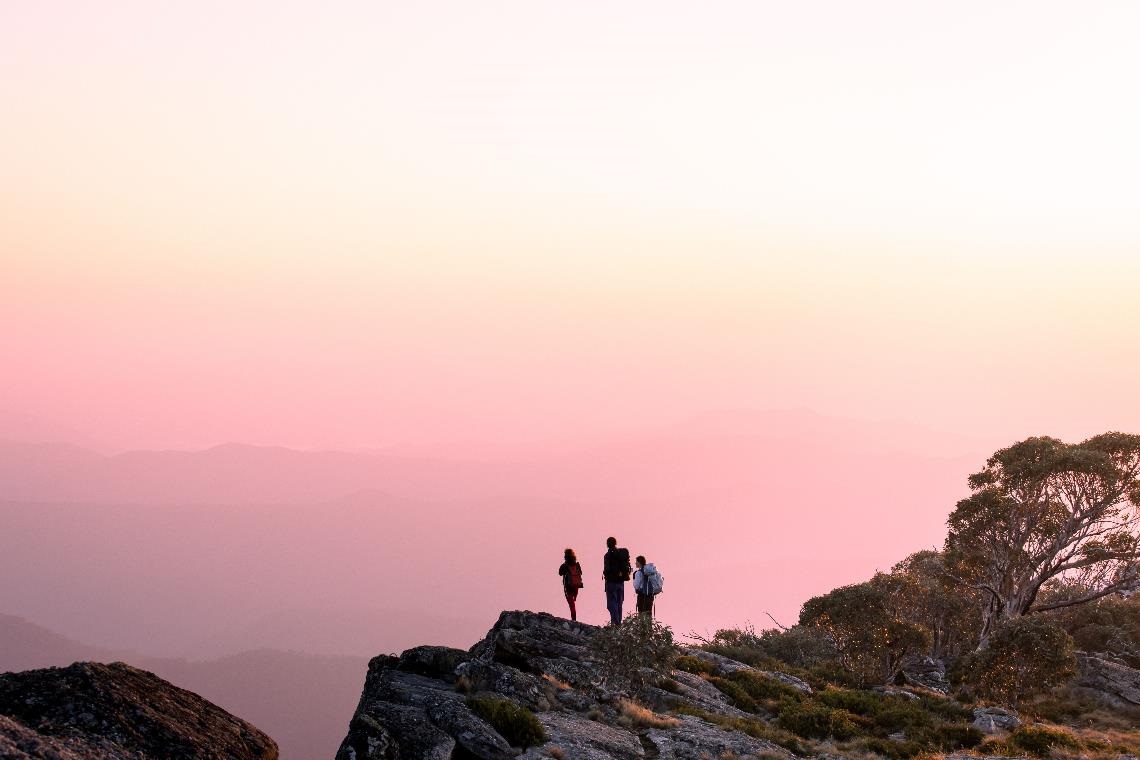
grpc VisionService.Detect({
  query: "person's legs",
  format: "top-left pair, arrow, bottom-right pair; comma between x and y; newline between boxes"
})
605,581 -> 624,625
637,593 -> 653,617
566,591 -> 578,621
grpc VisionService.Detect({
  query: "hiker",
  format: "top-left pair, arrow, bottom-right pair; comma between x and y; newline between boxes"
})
558,548 -> 584,621
632,555 -> 662,618
602,536 -> 631,625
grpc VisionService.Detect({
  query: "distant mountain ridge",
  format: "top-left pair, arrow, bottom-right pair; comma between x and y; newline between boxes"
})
0,409 -> 992,505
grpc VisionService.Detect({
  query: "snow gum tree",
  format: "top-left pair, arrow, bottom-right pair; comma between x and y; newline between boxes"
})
945,433 -> 1140,645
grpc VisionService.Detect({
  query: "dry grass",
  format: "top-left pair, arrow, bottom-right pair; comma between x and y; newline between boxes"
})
547,746 -> 565,759
541,673 -> 572,690
616,698 -> 682,729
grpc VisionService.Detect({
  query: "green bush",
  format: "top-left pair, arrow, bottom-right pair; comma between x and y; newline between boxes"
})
816,688 -> 888,716
856,737 -> 924,759
776,702 -> 862,740
708,676 -> 759,712
674,655 -> 717,676
918,694 -> 974,723
1006,725 -> 1081,756
589,614 -> 677,688
926,722 -> 985,750
466,696 -> 547,748
727,670 -> 806,703
953,616 -> 1076,707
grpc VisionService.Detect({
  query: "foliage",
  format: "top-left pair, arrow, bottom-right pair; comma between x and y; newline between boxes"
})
589,613 -> 677,688
776,702 -> 862,739
466,696 -> 547,748
701,624 -> 840,671
890,550 -> 981,659
1045,590 -> 1140,669
952,615 -> 1076,706
944,433 -> 1140,641
708,676 -> 759,712
1006,725 -> 1082,756
799,579 -> 931,685
674,654 -> 718,676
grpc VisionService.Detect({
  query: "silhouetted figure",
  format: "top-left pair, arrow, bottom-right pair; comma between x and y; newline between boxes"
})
558,548 -> 583,621
602,537 -> 631,625
632,555 -> 659,618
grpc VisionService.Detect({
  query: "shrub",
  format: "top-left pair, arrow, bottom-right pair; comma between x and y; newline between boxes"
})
855,737 -> 924,759
953,616 -> 1076,707
466,696 -> 547,748
1006,725 -> 1081,756
590,614 -> 677,688
675,654 -> 718,676
708,676 -> 759,712
926,722 -> 985,750
776,702 -> 862,740
727,670 -> 805,704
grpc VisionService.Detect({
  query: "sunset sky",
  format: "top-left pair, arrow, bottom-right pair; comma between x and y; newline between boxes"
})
3,1 -> 1139,452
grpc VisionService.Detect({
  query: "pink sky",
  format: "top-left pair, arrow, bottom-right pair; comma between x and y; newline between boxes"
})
2,2 -> 1140,669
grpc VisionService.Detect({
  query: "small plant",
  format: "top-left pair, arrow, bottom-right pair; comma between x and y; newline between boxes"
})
708,676 -> 759,712
675,654 -> 718,676
466,696 -> 547,748
590,613 -> 677,688
547,746 -> 565,760
776,702 -> 862,740
1006,725 -> 1082,756
616,698 -> 681,729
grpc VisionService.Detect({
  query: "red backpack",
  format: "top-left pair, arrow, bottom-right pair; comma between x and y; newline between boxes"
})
566,563 -> 583,590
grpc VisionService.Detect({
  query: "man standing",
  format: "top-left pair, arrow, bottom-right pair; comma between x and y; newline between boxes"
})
602,536 -> 631,625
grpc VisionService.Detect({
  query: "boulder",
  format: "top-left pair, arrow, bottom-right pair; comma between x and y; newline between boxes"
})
643,714 -> 796,760
336,660 -> 513,760
519,711 -> 645,760
0,661 -> 278,759
971,706 -> 1021,734
1073,653 -> 1140,707
902,657 -> 950,693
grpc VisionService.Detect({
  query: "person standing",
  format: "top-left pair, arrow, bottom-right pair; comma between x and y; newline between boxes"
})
602,536 -> 631,625
558,548 -> 583,621
632,555 -> 658,617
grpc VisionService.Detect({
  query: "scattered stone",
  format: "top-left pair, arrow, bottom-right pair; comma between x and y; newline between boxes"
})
873,686 -> 920,701
972,706 -> 1021,734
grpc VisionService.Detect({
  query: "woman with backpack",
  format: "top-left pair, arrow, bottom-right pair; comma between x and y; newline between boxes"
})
558,548 -> 584,621
632,555 -> 660,618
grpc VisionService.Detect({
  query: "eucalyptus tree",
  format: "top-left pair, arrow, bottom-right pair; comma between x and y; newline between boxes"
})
945,433 -> 1140,644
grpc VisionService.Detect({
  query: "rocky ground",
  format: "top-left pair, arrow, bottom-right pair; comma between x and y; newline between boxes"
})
0,661 -> 278,759
337,611 -> 1140,760
338,611 -> 817,760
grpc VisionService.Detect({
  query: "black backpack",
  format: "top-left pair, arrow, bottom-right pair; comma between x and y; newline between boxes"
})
606,548 -> 632,581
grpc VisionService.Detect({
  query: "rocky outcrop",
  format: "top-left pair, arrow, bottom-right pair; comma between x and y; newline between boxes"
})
0,661 -> 278,759
1073,652 -> 1140,707
339,610 -> 801,760
901,657 -> 950,693
971,706 -> 1021,734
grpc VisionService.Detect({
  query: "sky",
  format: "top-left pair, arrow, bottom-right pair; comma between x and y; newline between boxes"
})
4,1 -> 1140,452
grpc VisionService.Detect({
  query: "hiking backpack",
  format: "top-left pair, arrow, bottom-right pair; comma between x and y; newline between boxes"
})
566,562 -> 583,589
608,548 -> 632,581
645,567 -> 664,596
